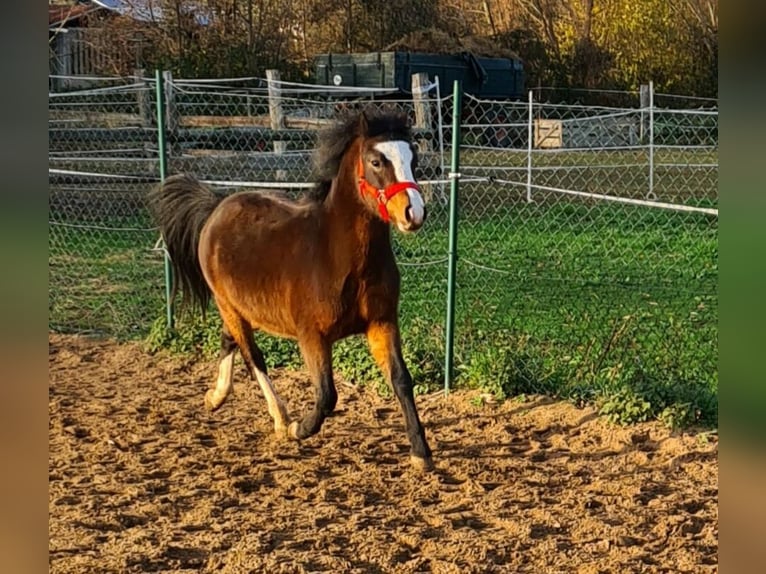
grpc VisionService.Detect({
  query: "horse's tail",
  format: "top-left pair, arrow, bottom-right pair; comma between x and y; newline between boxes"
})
146,173 -> 222,315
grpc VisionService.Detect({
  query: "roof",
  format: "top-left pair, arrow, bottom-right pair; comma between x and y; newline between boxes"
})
49,3 -> 102,27
91,0 -> 211,25
49,0 -> 211,31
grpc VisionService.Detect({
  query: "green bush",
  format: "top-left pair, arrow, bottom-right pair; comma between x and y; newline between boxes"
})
144,312 -> 445,399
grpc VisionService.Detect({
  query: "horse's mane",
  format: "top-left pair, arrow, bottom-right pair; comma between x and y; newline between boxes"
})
305,107 -> 414,202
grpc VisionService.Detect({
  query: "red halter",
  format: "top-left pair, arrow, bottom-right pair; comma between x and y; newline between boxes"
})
357,158 -> 420,223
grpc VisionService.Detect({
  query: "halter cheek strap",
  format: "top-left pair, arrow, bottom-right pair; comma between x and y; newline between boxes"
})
357,159 -> 420,223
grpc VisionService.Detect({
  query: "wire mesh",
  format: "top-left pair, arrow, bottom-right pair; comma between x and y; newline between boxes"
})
48,75 -> 718,417
454,92 -> 717,414
49,75 -> 165,336
48,74 -> 447,352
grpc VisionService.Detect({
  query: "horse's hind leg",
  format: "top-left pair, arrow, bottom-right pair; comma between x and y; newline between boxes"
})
287,335 -> 336,440
204,327 -> 237,411
216,302 -> 291,436
366,321 -> 433,472
245,336 -> 292,437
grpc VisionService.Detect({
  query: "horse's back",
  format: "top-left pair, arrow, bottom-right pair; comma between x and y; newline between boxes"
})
203,190 -> 316,244
216,190 -> 304,224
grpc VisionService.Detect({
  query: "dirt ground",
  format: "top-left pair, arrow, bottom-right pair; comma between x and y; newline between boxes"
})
49,334 -> 718,573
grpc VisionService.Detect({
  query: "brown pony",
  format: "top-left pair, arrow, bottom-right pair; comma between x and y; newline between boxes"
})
147,108 -> 434,471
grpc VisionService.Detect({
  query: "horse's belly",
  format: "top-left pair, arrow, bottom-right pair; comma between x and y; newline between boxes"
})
252,321 -> 298,340
239,292 -> 299,339
245,296 -> 358,341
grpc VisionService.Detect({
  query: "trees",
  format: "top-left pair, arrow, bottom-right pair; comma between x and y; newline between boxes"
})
503,0 -> 717,97
83,0 -> 717,97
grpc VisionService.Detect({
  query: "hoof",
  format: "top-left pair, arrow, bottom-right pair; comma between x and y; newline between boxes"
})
410,455 -> 435,473
204,390 -> 223,412
273,420 -> 290,439
287,421 -> 301,441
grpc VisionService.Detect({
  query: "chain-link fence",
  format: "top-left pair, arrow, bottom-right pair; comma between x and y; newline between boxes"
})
49,74 -> 717,423
49,74 -> 165,336
449,84 -> 717,422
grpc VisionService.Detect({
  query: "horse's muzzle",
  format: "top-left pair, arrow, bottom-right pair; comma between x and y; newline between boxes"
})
401,187 -> 425,229
400,204 -> 426,233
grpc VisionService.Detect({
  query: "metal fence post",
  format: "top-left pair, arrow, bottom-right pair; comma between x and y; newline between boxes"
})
648,80 -> 655,199
526,90 -> 534,203
444,80 -> 462,394
155,68 -> 174,330
639,83 -> 649,143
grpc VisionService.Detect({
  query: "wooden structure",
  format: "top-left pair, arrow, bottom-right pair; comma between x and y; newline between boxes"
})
48,70 -> 441,187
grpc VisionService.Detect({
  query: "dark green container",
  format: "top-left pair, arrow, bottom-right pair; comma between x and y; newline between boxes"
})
314,51 -> 524,99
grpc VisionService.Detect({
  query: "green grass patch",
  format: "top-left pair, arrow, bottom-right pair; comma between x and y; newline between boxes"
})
50,195 -> 717,430
48,223 -> 164,337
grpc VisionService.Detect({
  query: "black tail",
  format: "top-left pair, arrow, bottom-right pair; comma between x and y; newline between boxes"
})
146,174 -> 223,315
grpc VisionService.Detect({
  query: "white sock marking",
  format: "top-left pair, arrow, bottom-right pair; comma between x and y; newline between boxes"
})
210,352 -> 234,406
254,369 -> 289,428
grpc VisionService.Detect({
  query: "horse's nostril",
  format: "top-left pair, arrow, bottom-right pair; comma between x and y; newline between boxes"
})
423,206 -> 428,222
405,206 -> 413,222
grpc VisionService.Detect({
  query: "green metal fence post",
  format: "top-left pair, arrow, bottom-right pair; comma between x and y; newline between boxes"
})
155,68 -> 174,330
444,80 -> 462,394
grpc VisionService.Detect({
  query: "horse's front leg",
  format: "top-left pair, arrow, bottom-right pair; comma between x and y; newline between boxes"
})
366,321 -> 434,472
288,334 -> 337,440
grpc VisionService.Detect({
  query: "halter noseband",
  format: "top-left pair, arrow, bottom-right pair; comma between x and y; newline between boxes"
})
357,158 -> 420,223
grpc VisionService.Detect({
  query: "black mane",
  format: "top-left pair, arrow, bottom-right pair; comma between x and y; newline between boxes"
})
305,107 -> 414,202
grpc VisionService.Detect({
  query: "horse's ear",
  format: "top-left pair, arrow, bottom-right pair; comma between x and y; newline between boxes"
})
358,111 -> 369,136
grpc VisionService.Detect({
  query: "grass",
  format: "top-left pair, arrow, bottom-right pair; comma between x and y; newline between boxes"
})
48,223 -> 165,336
49,188 -> 718,427
49,190 -> 717,430
446,196 -> 716,429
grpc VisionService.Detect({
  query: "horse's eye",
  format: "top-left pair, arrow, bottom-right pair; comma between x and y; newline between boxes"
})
371,159 -> 381,168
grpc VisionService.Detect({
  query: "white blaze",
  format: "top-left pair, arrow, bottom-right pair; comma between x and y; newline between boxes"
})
373,140 -> 425,226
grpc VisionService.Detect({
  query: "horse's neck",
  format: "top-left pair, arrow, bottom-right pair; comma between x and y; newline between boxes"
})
324,162 -> 393,274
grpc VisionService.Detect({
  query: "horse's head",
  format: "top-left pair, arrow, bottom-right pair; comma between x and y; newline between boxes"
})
356,112 -> 426,233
